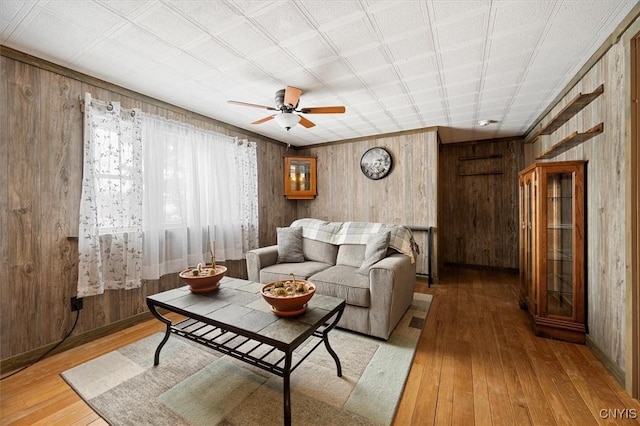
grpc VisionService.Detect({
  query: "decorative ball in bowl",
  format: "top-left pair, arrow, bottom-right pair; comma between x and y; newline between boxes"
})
179,263 -> 227,294
261,276 -> 316,317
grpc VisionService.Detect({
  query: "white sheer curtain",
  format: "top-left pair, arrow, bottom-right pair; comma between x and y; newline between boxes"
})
77,93 -> 144,297
141,114 -> 259,280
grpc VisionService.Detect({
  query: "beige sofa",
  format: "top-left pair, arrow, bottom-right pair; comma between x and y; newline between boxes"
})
246,218 -> 417,340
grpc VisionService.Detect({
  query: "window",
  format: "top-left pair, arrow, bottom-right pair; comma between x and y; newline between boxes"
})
78,93 -> 258,297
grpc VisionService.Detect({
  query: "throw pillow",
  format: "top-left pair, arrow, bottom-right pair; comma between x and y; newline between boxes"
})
276,226 -> 305,263
356,231 -> 391,275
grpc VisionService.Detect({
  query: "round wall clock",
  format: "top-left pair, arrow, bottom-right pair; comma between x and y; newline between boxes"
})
360,147 -> 393,180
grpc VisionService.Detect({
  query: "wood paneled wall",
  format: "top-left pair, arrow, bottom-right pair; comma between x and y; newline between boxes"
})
439,138 -> 524,270
0,49 -> 294,364
525,31 -> 635,372
294,130 -> 439,277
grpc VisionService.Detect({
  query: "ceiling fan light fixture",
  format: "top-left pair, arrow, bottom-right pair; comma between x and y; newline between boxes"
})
275,112 -> 301,130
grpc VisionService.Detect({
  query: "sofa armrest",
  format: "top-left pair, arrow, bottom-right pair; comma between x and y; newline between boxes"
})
246,245 -> 278,282
368,253 -> 416,339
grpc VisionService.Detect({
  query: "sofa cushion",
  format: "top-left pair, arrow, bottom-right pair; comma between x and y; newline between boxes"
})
310,265 -> 370,308
303,237 -> 338,265
336,244 -> 366,267
260,261 -> 331,283
276,226 -> 304,263
356,231 -> 391,275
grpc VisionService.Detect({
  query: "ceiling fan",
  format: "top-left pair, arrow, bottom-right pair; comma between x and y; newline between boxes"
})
227,86 -> 346,131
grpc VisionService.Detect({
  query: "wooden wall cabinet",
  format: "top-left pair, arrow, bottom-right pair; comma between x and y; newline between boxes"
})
519,160 -> 586,343
284,156 -> 317,200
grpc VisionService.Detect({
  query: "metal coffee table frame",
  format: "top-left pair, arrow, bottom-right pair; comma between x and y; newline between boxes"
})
147,282 -> 345,426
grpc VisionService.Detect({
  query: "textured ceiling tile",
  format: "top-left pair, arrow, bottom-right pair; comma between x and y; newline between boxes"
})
0,0 -> 28,22
358,66 -> 399,89
187,36 -> 243,68
433,10 -> 486,50
228,0 -> 275,15
344,45 -> 390,73
492,1 -> 553,34
323,74 -> 365,94
43,0 -> 124,35
489,27 -> 543,59
135,4 -> 204,47
96,0 -> 151,17
446,91 -> 479,108
170,0 -> 244,34
439,42 -> 483,71
386,31 -> 435,62
163,51 -> 214,80
404,74 -> 441,93
15,10 -> 96,60
410,88 -> 444,105
395,55 -> 439,80
281,32 -> 336,65
216,60 -> 273,89
441,64 -> 481,87
216,18 -> 274,57
73,40 -> 150,75
306,58 -> 352,83
110,23 -> 181,62
430,0 -> 489,25
380,92 -> 412,109
323,16 -> 378,54
369,1 -> 427,39
251,48 -> 303,78
299,0 -> 363,27
252,1 -> 315,42
482,70 -> 522,92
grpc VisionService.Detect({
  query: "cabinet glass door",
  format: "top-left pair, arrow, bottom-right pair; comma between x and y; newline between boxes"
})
283,156 -> 317,199
525,179 -> 533,306
289,160 -> 311,191
546,172 -> 574,317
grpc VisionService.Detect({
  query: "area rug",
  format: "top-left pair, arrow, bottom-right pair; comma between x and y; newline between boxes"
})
61,293 -> 432,426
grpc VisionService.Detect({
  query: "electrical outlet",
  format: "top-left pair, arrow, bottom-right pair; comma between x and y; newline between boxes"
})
70,296 -> 83,312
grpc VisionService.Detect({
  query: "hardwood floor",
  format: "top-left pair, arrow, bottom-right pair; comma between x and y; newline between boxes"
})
396,268 -> 640,425
2,268 -> 639,425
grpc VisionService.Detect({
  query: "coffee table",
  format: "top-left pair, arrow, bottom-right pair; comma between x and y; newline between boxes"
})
146,276 -> 346,426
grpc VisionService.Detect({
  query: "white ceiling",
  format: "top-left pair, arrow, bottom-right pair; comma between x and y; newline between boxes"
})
1,1 -> 638,146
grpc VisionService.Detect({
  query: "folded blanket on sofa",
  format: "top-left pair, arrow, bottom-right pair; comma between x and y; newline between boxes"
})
290,218 -> 417,263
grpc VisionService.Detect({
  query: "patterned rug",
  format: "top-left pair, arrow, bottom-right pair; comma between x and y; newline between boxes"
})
61,293 -> 432,426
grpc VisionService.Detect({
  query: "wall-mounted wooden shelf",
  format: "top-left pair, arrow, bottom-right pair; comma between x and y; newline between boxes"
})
538,84 -> 604,136
536,122 -> 603,160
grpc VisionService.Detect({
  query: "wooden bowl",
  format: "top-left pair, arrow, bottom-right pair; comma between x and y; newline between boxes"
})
261,280 -> 316,317
179,265 -> 227,294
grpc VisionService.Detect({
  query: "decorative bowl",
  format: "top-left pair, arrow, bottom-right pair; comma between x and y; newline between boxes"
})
261,278 -> 316,317
179,264 -> 227,294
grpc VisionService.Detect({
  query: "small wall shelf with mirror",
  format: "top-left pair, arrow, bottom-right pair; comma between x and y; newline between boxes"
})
284,156 -> 317,200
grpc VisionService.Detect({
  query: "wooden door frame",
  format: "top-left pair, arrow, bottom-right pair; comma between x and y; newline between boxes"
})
628,32 -> 640,399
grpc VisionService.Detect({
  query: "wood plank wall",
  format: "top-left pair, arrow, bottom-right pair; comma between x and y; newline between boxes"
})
0,49 -> 294,364
294,130 -> 439,277
525,36 -> 632,372
439,137 -> 524,270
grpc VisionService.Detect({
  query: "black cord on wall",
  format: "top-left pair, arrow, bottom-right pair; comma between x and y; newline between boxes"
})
1,309 -> 80,380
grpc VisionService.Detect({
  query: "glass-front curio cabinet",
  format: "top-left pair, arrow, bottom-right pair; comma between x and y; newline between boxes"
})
518,160 -> 586,343
283,156 -> 317,200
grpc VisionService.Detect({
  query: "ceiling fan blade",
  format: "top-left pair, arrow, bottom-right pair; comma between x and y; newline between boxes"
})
228,100 -> 277,111
298,116 -> 316,128
284,86 -> 302,107
299,106 -> 346,114
252,115 -> 275,125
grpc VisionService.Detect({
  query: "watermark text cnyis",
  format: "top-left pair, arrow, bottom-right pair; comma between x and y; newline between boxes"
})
599,408 -> 638,419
